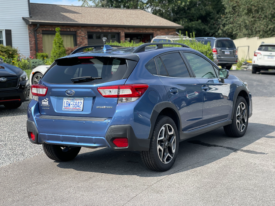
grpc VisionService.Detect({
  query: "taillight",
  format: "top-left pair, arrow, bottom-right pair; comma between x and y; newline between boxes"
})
97,84 -> 148,103
31,84 -> 48,96
212,48 -> 217,54
113,138 -> 128,147
235,50 -> 238,55
254,52 -> 261,57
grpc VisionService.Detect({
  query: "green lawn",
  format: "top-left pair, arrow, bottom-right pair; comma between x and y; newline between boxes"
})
25,69 -> 32,79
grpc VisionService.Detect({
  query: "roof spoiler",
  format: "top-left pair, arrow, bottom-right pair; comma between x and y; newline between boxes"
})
133,43 -> 189,53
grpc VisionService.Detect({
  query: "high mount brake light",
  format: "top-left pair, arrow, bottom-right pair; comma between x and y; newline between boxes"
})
97,84 -> 149,103
212,48 -> 217,54
31,84 -> 48,96
78,57 -> 94,59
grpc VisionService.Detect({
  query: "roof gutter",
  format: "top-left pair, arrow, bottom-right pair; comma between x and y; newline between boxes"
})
34,24 -> 40,54
22,17 -> 183,29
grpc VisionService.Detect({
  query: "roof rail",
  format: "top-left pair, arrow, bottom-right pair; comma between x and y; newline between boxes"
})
71,45 -> 121,54
133,43 -> 189,53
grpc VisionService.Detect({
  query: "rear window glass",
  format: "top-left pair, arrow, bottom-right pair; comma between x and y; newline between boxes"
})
145,59 -> 157,75
197,39 -> 214,47
160,53 -> 190,77
216,40 -> 236,48
152,39 -> 172,43
258,45 -> 275,52
42,57 -> 128,84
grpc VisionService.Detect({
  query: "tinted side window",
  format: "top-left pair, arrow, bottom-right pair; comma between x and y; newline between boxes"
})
160,53 -> 190,77
216,40 -> 235,48
145,59 -> 157,75
184,53 -> 217,79
155,57 -> 168,76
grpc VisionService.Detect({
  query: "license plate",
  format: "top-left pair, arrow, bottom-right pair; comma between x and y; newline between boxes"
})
225,51 -> 230,55
62,98 -> 84,111
267,56 -> 274,59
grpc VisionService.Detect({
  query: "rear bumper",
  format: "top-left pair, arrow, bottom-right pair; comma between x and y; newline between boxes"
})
253,64 -> 275,69
26,120 -> 150,151
0,80 -> 30,104
214,57 -> 238,65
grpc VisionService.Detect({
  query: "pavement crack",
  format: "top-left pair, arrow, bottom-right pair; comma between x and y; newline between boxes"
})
188,140 -> 266,155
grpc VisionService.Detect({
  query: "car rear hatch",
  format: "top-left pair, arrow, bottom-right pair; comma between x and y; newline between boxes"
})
33,56 -> 138,139
215,39 -> 237,62
256,45 -> 275,64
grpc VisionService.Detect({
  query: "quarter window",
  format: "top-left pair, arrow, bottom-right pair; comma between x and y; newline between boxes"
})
155,57 -> 168,76
145,59 -> 157,75
160,53 -> 190,77
183,53 -> 217,79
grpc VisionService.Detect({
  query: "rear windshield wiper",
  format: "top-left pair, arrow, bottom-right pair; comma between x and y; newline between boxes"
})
71,76 -> 102,83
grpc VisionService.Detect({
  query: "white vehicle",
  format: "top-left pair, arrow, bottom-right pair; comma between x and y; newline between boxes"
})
29,65 -> 50,85
151,35 -> 195,43
252,43 -> 275,74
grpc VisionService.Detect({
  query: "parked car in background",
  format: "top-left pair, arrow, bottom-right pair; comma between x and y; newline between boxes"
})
151,35 -> 195,43
196,37 -> 238,70
252,43 -> 275,74
0,58 -> 30,109
27,43 -> 252,171
30,65 -> 49,85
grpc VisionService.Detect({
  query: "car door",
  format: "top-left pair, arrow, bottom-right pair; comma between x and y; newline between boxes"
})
182,52 -> 232,124
155,52 -> 204,131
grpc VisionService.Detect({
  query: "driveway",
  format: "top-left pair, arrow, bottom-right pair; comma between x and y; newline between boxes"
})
1,71 -> 275,206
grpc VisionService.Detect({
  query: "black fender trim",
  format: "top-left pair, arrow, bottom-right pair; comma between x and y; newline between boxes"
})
149,102 -> 183,140
105,125 -> 150,151
231,86 -> 250,120
26,120 -> 39,144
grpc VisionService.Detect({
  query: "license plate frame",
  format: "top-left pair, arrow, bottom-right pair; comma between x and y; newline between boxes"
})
224,51 -> 230,55
62,98 -> 84,111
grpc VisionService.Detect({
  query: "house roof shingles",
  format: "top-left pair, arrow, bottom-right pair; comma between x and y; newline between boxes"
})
23,3 -> 182,29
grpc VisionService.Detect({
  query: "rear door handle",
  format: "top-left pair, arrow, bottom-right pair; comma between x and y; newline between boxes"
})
170,88 -> 178,94
202,85 -> 209,91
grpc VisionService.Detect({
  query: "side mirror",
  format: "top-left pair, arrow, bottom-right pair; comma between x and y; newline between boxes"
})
219,68 -> 229,82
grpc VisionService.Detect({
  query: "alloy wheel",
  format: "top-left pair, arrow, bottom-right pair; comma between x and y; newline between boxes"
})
33,73 -> 42,85
157,124 -> 176,164
236,102 -> 247,132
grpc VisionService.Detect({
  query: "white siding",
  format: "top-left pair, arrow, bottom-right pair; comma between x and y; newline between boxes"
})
0,0 -> 30,57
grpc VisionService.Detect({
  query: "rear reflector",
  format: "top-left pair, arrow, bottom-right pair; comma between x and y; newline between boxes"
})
113,138 -> 128,147
98,84 -> 148,103
31,84 -> 48,96
30,132 -> 35,141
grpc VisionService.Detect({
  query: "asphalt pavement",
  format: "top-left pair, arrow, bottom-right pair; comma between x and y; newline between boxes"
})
1,70 -> 275,206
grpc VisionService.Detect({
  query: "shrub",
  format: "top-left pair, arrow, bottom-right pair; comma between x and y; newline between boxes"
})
65,46 -> 78,55
237,58 -> 246,69
30,59 -> 44,69
50,27 -> 66,62
0,44 -> 18,59
36,53 -> 48,60
44,58 -> 54,65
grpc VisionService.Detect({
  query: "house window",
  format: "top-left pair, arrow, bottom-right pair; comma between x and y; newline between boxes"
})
0,30 -> 4,45
42,31 -> 76,57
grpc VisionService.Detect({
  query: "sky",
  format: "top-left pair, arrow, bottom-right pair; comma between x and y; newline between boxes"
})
30,0 -> 83,6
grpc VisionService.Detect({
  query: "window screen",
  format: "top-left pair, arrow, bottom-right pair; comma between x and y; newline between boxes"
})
184,53 -> 217,79
145,59 -> 157,75
160,53 -> 190,77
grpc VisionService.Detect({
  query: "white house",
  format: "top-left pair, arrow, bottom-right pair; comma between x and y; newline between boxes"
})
0,0 -> 30,58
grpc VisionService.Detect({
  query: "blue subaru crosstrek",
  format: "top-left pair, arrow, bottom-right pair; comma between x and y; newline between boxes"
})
27,43 -> 252,171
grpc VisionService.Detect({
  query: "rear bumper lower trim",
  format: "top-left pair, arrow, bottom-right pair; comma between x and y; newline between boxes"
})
39,115 -> 107,122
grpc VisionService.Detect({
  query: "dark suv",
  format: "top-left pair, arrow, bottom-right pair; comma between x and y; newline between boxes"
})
196,37 -> 238,70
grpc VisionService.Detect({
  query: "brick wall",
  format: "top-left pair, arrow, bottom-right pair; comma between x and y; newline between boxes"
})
28,25 -> 176,57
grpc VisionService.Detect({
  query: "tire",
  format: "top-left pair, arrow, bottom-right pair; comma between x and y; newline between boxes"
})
226,64 -> 232,70
224,96 -> 248,137
4,102 -> 22,109
43,144 -> 81,162
252,66 -> 257,74
141,116 -> 179,171
32,72 -> 43,85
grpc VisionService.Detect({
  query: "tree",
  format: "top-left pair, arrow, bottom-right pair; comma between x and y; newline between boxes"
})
50,28 -> 66,62
219,0 -> 275,39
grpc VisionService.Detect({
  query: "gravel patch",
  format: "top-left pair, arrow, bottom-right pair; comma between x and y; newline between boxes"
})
0,101 -> 42,167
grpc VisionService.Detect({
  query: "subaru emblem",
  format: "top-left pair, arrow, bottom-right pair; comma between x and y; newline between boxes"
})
65,90 -> 75,96
0,77 -> 7,82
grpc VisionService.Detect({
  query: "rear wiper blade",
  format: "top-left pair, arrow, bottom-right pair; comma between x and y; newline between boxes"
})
71,76 -> 102,83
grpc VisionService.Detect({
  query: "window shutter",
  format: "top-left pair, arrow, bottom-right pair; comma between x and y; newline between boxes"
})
5,30 -> 12,47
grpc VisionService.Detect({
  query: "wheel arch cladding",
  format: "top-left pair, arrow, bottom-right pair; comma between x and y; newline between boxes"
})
149,102 -> 182,139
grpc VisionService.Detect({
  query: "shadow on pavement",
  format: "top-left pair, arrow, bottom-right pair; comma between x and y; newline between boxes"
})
0,101 -> 29,116
56,122 -> 274,177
